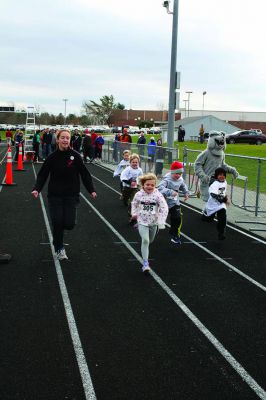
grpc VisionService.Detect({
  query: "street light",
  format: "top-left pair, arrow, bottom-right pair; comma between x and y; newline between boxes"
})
183,99 -> 188,118
185,91 -> 193,117
163,0 -> 179,148
62,98 -> 68,125
134,116 -> 141,127
202,91 -> 207,116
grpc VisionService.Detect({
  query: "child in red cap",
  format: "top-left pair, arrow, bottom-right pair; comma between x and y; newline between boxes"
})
158,161 -> 189,244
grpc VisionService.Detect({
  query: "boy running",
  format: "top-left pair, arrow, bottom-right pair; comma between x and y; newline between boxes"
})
158,161 -> 189,244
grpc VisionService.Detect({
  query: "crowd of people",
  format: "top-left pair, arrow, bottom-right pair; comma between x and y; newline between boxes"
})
2,127 -> 231,271
5,127 -> 105,164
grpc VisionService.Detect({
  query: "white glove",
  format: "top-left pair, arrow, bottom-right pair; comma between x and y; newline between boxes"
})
200,174 -> 210,184
158,224 -> 165,230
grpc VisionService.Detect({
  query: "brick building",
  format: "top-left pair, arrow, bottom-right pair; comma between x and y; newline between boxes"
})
109,109 -> 181,127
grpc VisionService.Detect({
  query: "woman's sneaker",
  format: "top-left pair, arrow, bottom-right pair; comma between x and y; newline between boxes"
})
142,260 -> 151,273
171,235 -> 181,244
56,248 -> 68,260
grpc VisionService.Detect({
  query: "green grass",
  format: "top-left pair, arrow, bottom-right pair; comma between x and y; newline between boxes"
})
177,141 -> 266,193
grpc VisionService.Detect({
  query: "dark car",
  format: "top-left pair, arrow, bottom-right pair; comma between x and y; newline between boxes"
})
225,130 -> 266,145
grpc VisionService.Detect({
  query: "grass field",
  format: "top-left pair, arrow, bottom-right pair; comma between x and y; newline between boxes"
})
130,136 -> 266,193
177,141 -> 266,193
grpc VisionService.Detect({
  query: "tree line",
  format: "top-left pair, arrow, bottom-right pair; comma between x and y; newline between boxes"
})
0,95 -> 125,126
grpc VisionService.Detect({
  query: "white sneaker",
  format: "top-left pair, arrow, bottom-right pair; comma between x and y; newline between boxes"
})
56,248 -> 68,260
142,260 -> 151,273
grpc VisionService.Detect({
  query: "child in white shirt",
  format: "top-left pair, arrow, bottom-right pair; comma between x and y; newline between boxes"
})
120,154 -> 143,221
113,149 -> 131,177
113,150 -> 131,199
202,167 -> 230,240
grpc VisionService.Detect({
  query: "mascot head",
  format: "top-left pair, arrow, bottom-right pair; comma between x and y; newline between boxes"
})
207,131 -> 226,156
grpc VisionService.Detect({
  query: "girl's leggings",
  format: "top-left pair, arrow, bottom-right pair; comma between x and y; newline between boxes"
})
48,195 -> 79,252
138,224 -> 158,260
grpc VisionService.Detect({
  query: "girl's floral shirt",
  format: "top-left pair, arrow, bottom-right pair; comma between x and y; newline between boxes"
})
131,188 -> 168,226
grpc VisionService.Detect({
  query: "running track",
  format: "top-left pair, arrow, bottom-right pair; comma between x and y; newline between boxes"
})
0,151 -> 265,400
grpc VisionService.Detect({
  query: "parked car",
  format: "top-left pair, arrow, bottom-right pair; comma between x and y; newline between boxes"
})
250,128 -> 263,134
225,130 -> 266,145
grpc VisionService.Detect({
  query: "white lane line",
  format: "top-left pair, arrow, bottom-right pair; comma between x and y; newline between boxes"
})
80,192 -> 266,400
178,227 -> 266,293
91,174 -> 266,293
182,203 -> 266,245
32,166 -> 97,400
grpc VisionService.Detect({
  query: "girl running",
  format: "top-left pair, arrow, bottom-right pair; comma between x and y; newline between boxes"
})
113,149 -> 131,201
31,129 -> 97,260
120,153 -> 143,222
131,173 -> 168,273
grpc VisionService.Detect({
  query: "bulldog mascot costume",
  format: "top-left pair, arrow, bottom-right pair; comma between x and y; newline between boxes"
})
194,131 -> 238,201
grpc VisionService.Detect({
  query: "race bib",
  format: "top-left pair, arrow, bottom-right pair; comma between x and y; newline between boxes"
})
141,203 -> 157,214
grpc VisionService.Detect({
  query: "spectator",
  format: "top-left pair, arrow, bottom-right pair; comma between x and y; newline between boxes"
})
90,129 -> 98,161
82,131 -> 94,163
71,130 -> 82,153
32,130 -> 41,162
42,128 -> 53,159
112,132 -> 121,162
155,138 -> 165,178
137,131 -> 146,159
14,130 -> 24,161
178,125 -> 186,142
95,134 -> 105,161
5,129 -> 13,145
199,124 -> 205,144
120,128 -> 132,151
147,136 -> 156,172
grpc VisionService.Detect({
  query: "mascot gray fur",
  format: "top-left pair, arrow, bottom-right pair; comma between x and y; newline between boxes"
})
194,131 -> 238,201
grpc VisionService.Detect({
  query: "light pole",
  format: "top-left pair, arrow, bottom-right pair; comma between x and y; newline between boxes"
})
62,98 -> 68,125
202,91 -> 207,116
185,91 -> 193,117
183,99 -> 188,118
135,116 -> 141,127
163,0 -> 179,148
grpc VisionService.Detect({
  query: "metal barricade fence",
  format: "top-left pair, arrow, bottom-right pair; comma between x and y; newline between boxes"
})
101,140 -> 179,175
182,146 -> 266,217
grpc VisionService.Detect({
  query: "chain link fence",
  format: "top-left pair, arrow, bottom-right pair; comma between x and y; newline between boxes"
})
182,146 -> 266,217
101,140 -> 179,176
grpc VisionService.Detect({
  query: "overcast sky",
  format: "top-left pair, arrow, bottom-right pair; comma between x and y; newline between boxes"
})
1,0 -> 266,115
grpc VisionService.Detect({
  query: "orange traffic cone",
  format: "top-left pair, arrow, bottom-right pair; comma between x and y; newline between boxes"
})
1,146 -> 17,186
15,143 -> 25,171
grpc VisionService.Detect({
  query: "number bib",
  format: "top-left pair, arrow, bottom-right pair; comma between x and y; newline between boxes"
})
141,203 -> 157,214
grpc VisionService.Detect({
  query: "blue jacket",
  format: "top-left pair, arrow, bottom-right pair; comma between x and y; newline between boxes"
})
147,141 -> 156,155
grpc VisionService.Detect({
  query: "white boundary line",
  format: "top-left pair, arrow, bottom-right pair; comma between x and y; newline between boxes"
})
182,202 -> 266,245
91,174 -> 266,293
80,192 -> 266,400
32,166 -> 97,400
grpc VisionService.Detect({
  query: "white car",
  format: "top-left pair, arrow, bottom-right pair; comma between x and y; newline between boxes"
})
250,128 -> 263,134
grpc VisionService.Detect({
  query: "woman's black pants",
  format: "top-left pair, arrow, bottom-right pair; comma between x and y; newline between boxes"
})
48,195 -> 79,252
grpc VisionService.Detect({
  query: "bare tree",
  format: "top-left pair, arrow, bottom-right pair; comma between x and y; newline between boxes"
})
83,95 -> 124,124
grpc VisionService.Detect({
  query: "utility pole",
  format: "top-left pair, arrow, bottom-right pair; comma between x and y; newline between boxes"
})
185,91 -> 193,117
163,0 -> 179,148
62,99 -> 68,125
